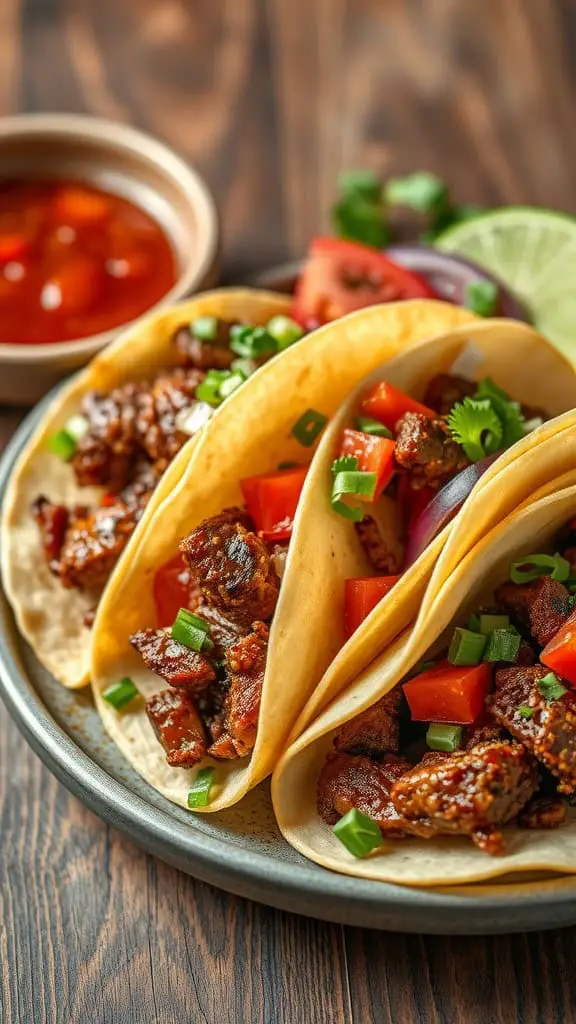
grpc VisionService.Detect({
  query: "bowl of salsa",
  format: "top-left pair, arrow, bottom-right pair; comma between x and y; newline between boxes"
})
0,114 -> 219,403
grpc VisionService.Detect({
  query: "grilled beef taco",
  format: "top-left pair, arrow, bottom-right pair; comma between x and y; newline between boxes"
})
1,288 -> 309,688
272,472 -> 576,886
89,309 -> 576,813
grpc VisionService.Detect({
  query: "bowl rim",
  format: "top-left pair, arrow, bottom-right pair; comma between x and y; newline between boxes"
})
0,113 -> 219,363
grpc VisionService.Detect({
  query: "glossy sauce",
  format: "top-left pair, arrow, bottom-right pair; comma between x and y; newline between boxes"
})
0,179 -> 178,344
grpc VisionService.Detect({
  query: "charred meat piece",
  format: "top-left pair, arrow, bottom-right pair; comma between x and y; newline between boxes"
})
465,718 -> 508,750
146,689 -> 207,768
495,577 -> 572,648
118,458 -> 160,515
194,604 -> 248,659
173,318 -> 237,371
422,374 -> 476,416
180,510 -> 279,628
354,516 -> 400,573
317,752 -> 413,831
335,692 -> 401,757
32,496 -> 68,565
135,367 -> 205,468
492,665 -> 576,794
70,384 -> 141,491
518,794 -> 567,829
391,741 -> 539,854
208,621 -> 269,758
394,412 -> 468,490
56,502 -> 138,591
130,628 -> 215,691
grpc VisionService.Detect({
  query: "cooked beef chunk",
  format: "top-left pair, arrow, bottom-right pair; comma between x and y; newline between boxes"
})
516,639 -> 537,666
354,516 -> 400,573
495,578 -> 572,648
195,605 -> 248,659
391,741 -> 539,854
317,752 -> 413,830
119,459 -> 160,513
173,319 -> 236,371
56,502 -> 139,591
208,621 -> 269,758
422,374 -> 476,416
335,692 -> 401,757
71,384 -> 141,491
394,412 -> 468,489
130,628 -> 215,691
180,510 -> 279,628
492,665 -> 576,794
465,718 -> 508,750
32,496 -> 68,565
134,367 -> 205,469
146,689 -> 207,768
517,794 -> 567,829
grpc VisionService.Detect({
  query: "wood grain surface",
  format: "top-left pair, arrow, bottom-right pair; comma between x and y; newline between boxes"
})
2,1 -> 576,1021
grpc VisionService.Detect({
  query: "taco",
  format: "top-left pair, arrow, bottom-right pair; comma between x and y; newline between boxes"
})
272,474 -> 576,887
89,309 -> 575,814
1,287 -> 308,688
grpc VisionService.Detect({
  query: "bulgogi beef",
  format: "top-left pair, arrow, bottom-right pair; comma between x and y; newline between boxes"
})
517,794 -> 567,830
394,412 -> 469,490
422,374 -> 476,416
173,319 -> 237,371
56,502 -> 141,591
216,621 -> 269,757
317,752 -> 414,832
33,496 -> 68,565
354,516 -> 401,573
334,692 -> 401,757
130,629 -> 216,690
495,577 -> 572,648
146,689 -> 208,768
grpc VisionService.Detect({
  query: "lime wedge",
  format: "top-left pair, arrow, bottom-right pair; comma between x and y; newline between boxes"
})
436,207 -> 576,360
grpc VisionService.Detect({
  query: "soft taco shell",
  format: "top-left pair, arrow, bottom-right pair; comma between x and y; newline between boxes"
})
1,288 -> 294,689
90,299 -> 479,811
272,475 -> 576,887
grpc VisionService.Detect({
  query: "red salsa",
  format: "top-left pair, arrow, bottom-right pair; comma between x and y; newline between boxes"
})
0,179 -> 177,344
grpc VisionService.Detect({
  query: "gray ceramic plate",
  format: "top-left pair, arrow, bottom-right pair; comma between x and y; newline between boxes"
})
2,398 -> 576,935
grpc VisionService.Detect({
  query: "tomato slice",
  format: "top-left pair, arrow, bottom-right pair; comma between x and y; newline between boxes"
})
340,428 -> 396,497
403,660 -> 492,725
360,381 -> 435,433
541,608 -> 576,686
291,237 -> 440,326
154,553 -> 196,627
240,466 -> 308,541
344,575 -> 401,638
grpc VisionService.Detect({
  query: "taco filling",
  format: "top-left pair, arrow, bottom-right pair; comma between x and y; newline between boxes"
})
335,372 -> 548,638
114,465 -> 308,774
32,313 -> 304,620
319,518 -> 576,858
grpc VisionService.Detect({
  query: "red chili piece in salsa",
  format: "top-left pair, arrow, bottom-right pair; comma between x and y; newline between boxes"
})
0,179 -> 177,344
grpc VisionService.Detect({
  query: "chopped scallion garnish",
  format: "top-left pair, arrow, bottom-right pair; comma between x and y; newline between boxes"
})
509,552 -> 570,585
447,627 -> 486,666
195,369 -> 231,407
483,627 -> 521,663
331,468 -> 376,521
266,315 -> 304,350
292,409 -> 328,447
354,416 -> 393,438
102,677 -> 139,710
47,429 -> 77,461
478,613 -> 510,634
333,807 -> 383,857
518,705 -> 536,720
447,397 -> 503,462
171,608 -> 213,653
230,324 -> 276,359
231,357 -> 258,377
187,767 -> 216,808
331,454 -> 359,475
175,401 -> 213,436
467,613 -> 481,632
426,722 -> 463,753
190,316 -> 218,342
538,672 -> 567,702
464,280 -> 499,317
218,369 -> 247,400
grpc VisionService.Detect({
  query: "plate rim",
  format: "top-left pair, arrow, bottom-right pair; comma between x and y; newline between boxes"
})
2,393 -> 576,934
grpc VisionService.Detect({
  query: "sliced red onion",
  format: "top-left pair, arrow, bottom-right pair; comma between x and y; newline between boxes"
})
385,244 -> 529,322
403,452 -> 501,568
175,401 -> 214,436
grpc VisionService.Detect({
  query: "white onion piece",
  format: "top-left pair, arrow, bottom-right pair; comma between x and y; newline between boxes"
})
175,401 -> 214,436
272,545 -> 288,579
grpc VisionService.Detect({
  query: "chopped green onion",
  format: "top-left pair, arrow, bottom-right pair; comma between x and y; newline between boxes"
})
354,416 -> 393,438
447,398 -> 503,462
230,324 -> 276,359
447,627 -> 486,666
333,807 -> 383,858
47,428 -> 78,461
331,454 -> 359,474
218,369 -> 247,400
426,723 -> 463,753
171,608 -> 213,653
467,613 -> 481,632
231,357 -> 258,377
331,470 -> 377,522
339,169 -> 382,203
266,315 -> 304,350
102,677 -> 139,710
187,767 -> 216,808
479,614 -> 510,634
190,316 -> 218,341
509,552 -> 570,585
518,705 -> 536,720
538,672 -> 567,702
385,171 -> 448,214
483,627 -> 521,663
292,409 -> 328,447
195,369 -> 230,407
464,280 -> 499,317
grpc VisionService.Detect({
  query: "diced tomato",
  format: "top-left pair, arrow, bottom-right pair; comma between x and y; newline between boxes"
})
403,660 -> 492,725
0,234 -> 29,263
100,493 -> 118,507
340,428 -> 396,497
291,237 -> 439,326
54,185 -> 111,226
344,575 -> 401,638
40,257 -> 102,316
240,466 -> 308,541
153,553 -> 196,627
359,381 -> 436,433
541,608 -> 576,686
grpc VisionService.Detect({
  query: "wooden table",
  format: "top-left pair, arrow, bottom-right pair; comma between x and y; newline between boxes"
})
2,2 -> 576,1021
